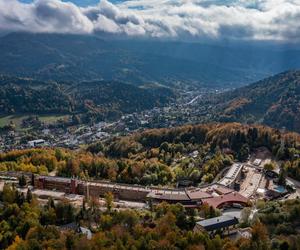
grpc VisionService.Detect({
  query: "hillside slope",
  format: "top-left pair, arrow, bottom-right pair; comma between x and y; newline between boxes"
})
210,70 -> 300,132
0,76 -> 174,120
1,33 -> 300,87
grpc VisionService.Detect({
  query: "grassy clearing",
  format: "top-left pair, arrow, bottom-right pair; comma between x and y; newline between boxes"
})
39,114 -> 70,124
0,114 -> 70,130
0,115 -> 25,129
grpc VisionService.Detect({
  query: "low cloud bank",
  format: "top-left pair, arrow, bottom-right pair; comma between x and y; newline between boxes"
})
0,0 -> 300,42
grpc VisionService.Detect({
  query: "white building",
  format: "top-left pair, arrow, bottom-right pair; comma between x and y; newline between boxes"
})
253,159 -> 262,167
218,163 -> 244,188
28,139 -> 46,147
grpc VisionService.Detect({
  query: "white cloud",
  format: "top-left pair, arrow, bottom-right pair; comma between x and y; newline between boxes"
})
0,0 -> 93,33
0,0 -> 300,42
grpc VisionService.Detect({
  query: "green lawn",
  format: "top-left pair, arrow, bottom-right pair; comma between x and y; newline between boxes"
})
39,114 -> 70,123
0,114 -> 70,130
0,115 -> 25,129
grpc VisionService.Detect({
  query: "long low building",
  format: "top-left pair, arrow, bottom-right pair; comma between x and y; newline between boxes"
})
35,176 -> 78,194
25,173 -> 250,209
146,183 -> 249,208
218,163 -> 244,189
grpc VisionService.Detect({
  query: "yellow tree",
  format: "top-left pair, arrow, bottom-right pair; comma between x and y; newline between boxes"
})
104,192 -> 114,212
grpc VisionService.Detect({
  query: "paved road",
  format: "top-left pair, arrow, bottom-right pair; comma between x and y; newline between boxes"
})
222,208 -> 242,219
186,95 -> 202,105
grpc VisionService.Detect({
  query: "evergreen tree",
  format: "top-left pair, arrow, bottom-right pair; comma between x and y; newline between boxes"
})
18,174 -> 27,187
26,188 -> 33,203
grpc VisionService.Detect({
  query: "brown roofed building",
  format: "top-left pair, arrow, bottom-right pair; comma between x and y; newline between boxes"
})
186,188 -> 213,201
147,190 -> 189,202
202,192 -> 249,209
34,175 -> 80,194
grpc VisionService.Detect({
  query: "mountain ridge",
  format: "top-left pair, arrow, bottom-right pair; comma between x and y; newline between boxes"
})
208,70 -> 300,132
0,75 -> 175,121
1,33 -> 300,87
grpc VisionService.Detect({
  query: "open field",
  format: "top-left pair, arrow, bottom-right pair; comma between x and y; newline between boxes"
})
38,115 -> 70,124
0,115 -> 24,128
0,114 -> 70,129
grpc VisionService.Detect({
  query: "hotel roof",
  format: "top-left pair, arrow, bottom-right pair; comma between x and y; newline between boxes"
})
224,163 -> 243,180
202,191 -> 249,209
38,175 -> 72,183
186,188 -> 213,200
196,215 -> 239,231
146,190 -> 190,201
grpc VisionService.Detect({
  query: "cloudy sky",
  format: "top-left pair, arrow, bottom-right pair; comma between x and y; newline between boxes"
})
1,0 -> 300,43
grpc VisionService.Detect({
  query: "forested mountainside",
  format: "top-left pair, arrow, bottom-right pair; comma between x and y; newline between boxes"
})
0,123 -> 299,249
1,70 -> 300,133
1,33 -> 300,87
0,75 -> 174,120
2,123 -> 299,184
205,70 -> 300,132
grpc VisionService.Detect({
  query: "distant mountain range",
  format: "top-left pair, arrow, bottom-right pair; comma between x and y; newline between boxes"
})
1,33 -> 300,87
207,70 -> 300,132
0,75 -> 174,121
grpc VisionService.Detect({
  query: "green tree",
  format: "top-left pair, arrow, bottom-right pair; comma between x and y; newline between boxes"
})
159,142 -> 169,153
264,162 -> 275,171
18,175 -> 27,187
238,144 -> 250,162
55,148 -> 64,161
2,184 -> 16,203
65,232 -> 75,250
26,189 -> 33,203
240,207 -> 251,225
278,168 -> 287,186
251,222 -> 270,250
104,192 -> 114,212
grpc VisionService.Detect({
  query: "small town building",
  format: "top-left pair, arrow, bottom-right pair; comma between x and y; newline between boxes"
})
194,215 -> 239,235
28,139 -> 46,147
60,222 -> 92,240
31,175 -> 249,209
35,176 -> 79,194
218,163 -> 244,189
253,159 -> 262,167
